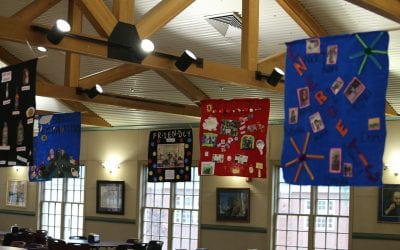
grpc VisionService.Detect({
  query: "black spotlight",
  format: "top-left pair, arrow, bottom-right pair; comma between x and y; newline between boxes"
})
76,84 -> 103,99
175,50 -> 197,72
47,19 -> 71,45
255,67 -> 285,87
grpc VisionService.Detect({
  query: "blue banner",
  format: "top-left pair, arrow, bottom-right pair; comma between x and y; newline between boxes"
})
281,31 -> 389,186
30,112 -> 81,181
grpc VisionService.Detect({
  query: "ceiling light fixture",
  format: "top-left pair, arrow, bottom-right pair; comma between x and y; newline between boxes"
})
255,67 -> 285,86
76,84 -> 103,99
175,50 -> 203,72
46,19 -> 71,44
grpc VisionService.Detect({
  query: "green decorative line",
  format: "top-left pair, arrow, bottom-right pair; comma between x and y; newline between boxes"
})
0,209 -> 35,216
85,216 -> 135,225
352,232 -> 400,241
200,224 -> 267,233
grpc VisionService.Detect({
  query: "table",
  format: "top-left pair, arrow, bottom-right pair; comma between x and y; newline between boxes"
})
67,239 -> 134,249
0,247 -> 27,250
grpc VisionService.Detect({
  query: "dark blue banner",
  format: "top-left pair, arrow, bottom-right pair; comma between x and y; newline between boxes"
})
281,31 -> 389,186
30,112 -> 81,181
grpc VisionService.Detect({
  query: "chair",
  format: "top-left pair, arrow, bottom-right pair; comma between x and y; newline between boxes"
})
132,243 -> 147,250
25,242 -> 47,250
66,243 -> 91,250
116,244 -> 136,250
10,240 -> 26,248
48,238 -> 67,250
2,233 -> 15,246
34,230 -> 48,245
147,240 -> 163,250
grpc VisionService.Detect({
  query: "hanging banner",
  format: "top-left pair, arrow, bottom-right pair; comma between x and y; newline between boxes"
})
281,31 -> 389,186
199,98 -> 270,178
0,59 -> 37,167
148,129 -> 193,182
30,112 -> 81,181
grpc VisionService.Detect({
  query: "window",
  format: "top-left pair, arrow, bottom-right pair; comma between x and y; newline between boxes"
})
274,168 -> 350,250
40,166 -> 86,239
142,166 -> 200,250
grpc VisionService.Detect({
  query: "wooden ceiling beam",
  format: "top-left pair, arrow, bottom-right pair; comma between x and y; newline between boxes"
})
113,0 -> 135,24
276,0 -> 327,37
0,46 -> 112,127
79,64 -> 148,88
385,102 -> 398,116
65,0 -> 82,88
136,0 -> 194,38
37,81 -> 201,117
76,0 -> 118,37
155,70 -> 209,105
241,0 -> 259,71
0,18 -> 282,92
10,0 -> 62,23
258,52 -> 286,73
345,0 -> 400,23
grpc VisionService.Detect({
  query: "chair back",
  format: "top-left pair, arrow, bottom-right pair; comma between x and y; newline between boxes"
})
126,238 -> 141,244
34,230 -> 48,245
48,238 -> 67,250
14,231 -> 35,244
116,244 -> 134,250
25,242 -> 47,250
133,242 -> 147,250
147,240 -> 163,250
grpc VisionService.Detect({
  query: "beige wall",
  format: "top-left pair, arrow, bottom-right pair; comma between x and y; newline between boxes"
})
0,122 -> 400,249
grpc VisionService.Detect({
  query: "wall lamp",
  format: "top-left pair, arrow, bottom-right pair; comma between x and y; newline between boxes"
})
47,19 -> 71,44
76,84 -> 103,99
255,67 -> 285,87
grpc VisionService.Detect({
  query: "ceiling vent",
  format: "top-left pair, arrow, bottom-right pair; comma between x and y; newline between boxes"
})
205,12 -> 242,38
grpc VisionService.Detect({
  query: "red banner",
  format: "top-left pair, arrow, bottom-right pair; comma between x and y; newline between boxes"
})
199,98 -> 270,178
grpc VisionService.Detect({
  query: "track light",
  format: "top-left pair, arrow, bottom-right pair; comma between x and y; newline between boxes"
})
175,50 -> 203,72
255,67 -> 285,86
47,19 -> 71,44
76,84 -> 103,99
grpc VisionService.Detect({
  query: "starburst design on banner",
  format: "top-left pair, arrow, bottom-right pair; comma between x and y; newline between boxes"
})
284,132 -> 325,183
349,32 -> 387,75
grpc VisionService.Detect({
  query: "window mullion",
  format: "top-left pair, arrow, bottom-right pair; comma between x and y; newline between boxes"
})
308,186 -> 316,250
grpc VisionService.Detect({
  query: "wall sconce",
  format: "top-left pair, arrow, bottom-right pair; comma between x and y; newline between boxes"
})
255,67 -> 285,87
47,19 -> 71,44
76,84 -> 103,99
384,164 -> 400,177
102,159 -> 121,174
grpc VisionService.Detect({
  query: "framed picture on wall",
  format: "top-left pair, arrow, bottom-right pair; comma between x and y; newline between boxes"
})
96,180 -> 125,215
216,188 -> 250,222
6,180 -> 27,207
378,184 -> 400,222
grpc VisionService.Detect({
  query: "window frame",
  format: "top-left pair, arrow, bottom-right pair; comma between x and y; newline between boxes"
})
272,166 -> 352,250
141,164 -> 200,250
39,166 -> 86,239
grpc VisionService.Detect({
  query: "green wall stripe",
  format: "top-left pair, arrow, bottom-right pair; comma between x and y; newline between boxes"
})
352,232 -> 400,241
0,209 -> 35,216
85,216 -> 135,224
200,224 -> 267,233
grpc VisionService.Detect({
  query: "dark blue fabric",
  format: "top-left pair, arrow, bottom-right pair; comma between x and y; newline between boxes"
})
281,31 -> 389,186
30,112 -> 81,181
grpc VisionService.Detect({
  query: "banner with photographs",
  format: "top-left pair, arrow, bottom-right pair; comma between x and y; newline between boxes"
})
199,98 -> 270,178
0,59 -> 37,167
30,112 -> 81,181
281,31 -> 389,186
147,129 -> 193,182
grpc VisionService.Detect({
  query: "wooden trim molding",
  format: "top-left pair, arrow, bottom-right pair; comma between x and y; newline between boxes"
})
0,209 -> 36,216
352,232 -> 400,241
85,216 -> 136,224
